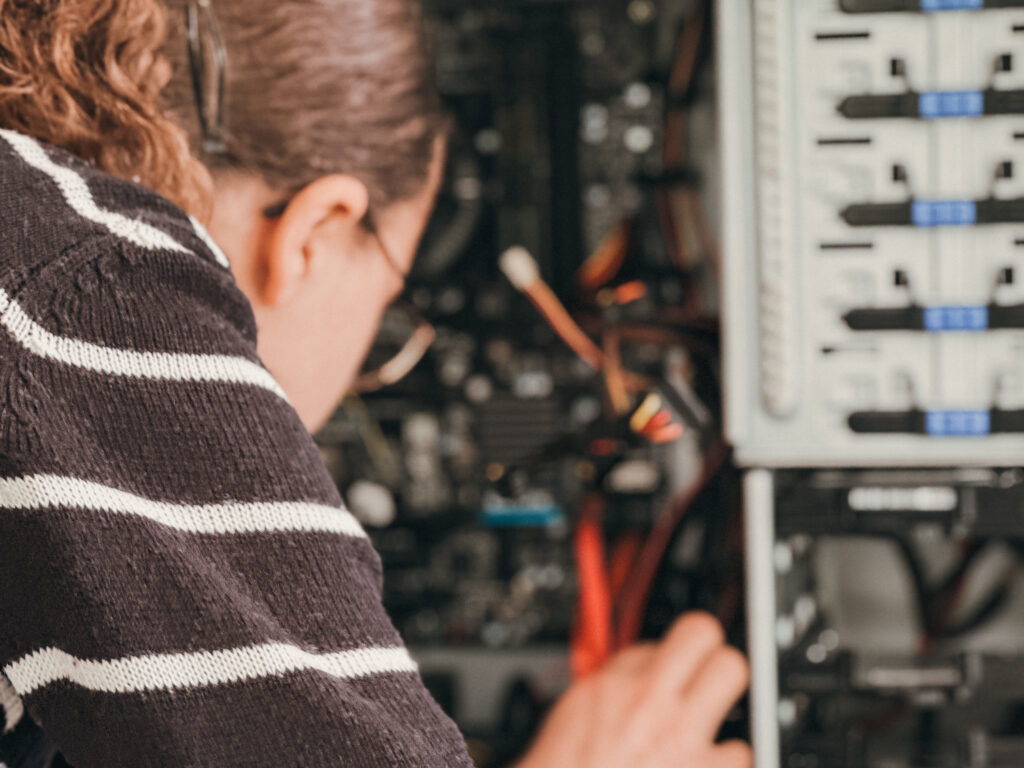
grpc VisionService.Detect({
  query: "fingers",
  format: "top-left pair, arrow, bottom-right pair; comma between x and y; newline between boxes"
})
682,644 -> 749,741
709,740 -> 754,768
648,611 -> 725,699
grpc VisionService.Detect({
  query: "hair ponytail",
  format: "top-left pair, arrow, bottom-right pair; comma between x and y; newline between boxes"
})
0,0 -> 212,218
161,0 -> 446,211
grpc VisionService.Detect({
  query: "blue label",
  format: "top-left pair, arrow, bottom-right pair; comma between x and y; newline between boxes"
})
481,505 -> 565,527
919,90 -> 983,119
912,200 -> 977,227
920,0 -> 983,10
923,305 -> 989,332
925,410 -> 990,436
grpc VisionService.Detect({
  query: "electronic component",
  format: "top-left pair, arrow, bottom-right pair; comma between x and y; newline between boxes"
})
841,0 -> 1024,12
841,197 -> 1024,227
721,2 -> 1024,767
773,467 -> 1024,537
843,303 -> 1024,331
839,88 -> 1024,120
746,470 -> 1024,768
847,407 -> 1024,434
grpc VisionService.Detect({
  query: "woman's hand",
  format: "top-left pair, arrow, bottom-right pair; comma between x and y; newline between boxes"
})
516,612 -> 751,768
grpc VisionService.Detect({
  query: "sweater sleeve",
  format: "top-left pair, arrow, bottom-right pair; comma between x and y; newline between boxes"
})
0,220 -> 471,766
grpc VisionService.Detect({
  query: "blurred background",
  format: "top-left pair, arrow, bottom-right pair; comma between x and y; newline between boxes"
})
314,0 -> 736,763
314,2 -> 1024,766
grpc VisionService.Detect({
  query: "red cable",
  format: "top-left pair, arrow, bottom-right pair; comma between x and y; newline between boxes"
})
613,442 -> 728,649
571,492 -> 613,678
609,533 -> 642,600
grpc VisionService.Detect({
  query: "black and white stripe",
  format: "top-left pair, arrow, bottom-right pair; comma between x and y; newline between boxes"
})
0,287 -> 287,399
5,644 -> 418,698
0,474 -> 365,537
0,129 -> 191,255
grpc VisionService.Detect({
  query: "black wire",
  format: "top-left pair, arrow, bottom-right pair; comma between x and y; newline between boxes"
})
884,535 -> 1018,643
934,540 -> 986,596
651,374 -> 715,441
882,534 -> 932,638
665,0 -> 714,109
942,581 -> 1014,640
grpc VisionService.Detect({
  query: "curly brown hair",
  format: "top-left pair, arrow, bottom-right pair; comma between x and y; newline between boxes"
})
0,0 -> 213,218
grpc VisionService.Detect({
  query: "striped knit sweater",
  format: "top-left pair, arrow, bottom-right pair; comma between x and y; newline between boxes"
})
0,128 -> 473,768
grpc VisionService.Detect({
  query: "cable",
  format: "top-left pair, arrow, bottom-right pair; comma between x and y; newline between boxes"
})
884,537 -> 1017,652
602,329 -> 630,416
943,582 -> 1014,640
629,393 -> 663,433
652,373 -> 713,436
577,220 -> 632,290
613,440 -> 729,648
415,151 -> 485,278
571,492 -> 613,678
609,533 -> 642,601
353,317 -> 436,393
931,542 -> 1018,645
682,186 -> 722,282
574,317 -> 720,362
659,2 -> 707,274
499,246 -> 649,392
502,246 -> 605,369
338,396 -> 402,487
924,539 -> 983,647
883,535 -> 933,648
612,281 -> 647,306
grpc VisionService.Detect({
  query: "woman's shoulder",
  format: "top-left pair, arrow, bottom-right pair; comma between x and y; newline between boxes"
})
0,126 -> 231,270
0,130 -> 311,499
0,127 -> 258,358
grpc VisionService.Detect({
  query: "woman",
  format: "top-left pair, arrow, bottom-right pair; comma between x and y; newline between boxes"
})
0,0 -> 750,766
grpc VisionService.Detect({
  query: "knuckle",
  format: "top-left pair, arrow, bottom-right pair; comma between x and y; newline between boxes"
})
669,611 -> 725,647
713,646 -> 750,686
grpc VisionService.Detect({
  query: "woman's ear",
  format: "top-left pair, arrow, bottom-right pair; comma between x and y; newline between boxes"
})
260,174 -> 370,305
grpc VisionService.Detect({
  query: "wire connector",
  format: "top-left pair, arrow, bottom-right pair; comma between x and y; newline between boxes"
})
499,245 -> 540,290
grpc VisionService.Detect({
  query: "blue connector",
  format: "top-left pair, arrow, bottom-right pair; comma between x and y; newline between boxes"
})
923,306 -> 989,332
911,200 -> 977,227
919,90 -> 984,119
481,505 -> 565,527
925,410 -> 990,437
920,0 -> 983,10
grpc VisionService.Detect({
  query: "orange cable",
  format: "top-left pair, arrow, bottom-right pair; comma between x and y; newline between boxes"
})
614,442 -> 728,649
572,492 -> 613,678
